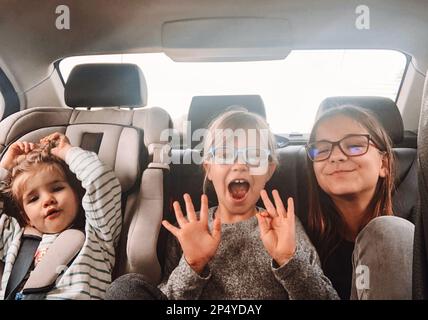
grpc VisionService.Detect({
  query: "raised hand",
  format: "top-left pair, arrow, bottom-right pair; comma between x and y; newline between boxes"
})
0,141 -> 36,170
257,189 -> 296,266
162,193 -> 221,274
40,132 -> 72,160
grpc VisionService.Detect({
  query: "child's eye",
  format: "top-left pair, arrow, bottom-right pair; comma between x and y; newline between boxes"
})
52,185 -> 65,192
27,196 -> 39,204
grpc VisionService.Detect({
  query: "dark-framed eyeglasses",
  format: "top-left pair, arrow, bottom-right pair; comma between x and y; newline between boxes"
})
306,134 -> 378,162
207,146 -> 271,167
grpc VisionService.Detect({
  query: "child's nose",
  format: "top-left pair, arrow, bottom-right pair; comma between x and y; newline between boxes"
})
42,193 -> 57,207
231,160 -> 249,172
328,145 -> 348,163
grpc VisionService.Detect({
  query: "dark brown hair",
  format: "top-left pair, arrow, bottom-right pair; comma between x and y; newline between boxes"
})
1,144 -> 85,229
306,105 -> 395,262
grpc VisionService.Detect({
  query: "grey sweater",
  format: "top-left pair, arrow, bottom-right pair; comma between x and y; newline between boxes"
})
158,207 -> 339,300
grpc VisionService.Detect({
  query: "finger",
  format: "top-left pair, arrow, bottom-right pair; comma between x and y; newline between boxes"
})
52,133 -> 63,145
40,135 -> 50,144
15,142 -> 27,155
173,201 -> 188,227
272,190 -> 287,218
183,193 -> 197,222
61,134 -> 71,144
260,189 -> 278,218
16,141 -> 25,151
50,132 -> 61,140
23,142 -> 32,153
200,194 -> 209,225
287,197 -> 295,225
260,211 -> 270,218
259,212 -> 273,224
28,142 -> 36,151
56,134 -> 66,145
256,213 -> 270,236
44,133 -> 57,142
162,220 -> 180,238
211,214 -> 221,242
47,133 -> 61,145
21,142 -> 28,153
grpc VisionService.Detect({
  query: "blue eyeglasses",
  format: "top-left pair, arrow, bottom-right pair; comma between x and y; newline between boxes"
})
207,146 -> 271,166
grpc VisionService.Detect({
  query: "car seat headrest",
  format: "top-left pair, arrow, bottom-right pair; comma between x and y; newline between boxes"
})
187,95 -> 266,148
317,96 -> 404,145
65,63 -> 147,108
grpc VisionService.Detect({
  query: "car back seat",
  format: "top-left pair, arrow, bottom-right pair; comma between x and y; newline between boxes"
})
163,94 -> 419,290
0,63 -> 172,285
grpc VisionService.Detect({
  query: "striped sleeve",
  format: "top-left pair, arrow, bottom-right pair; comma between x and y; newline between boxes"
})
65,147 -> 122,246
0,167 -> 21,262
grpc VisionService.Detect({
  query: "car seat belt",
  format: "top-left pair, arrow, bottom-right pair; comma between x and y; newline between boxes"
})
4,234 -> 41,300
20,229 -> 85,299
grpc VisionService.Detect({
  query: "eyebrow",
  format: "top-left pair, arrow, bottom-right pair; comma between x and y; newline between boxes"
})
314,133 -> 370,143
22,179 -> 66,199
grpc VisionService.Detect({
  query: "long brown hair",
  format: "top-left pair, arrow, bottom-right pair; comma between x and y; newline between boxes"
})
306,105 -> 395,262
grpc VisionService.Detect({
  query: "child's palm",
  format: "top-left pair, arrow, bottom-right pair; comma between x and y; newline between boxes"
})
177,219 -> 220,268
263,214 -> 295,258
0,141 -> 35,170
162,194 -> 221,274
258,190 -> 296,266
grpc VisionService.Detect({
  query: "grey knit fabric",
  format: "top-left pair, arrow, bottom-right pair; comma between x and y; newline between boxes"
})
158,207 -> 339,300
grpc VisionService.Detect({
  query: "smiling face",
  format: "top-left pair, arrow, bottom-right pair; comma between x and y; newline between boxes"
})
14,163 -> 79,234
313,115 -> 387,200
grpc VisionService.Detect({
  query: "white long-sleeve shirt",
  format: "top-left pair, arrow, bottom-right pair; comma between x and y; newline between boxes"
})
0,147 -> 122,299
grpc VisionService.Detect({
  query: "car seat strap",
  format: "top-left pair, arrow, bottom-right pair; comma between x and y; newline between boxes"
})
5,235 -> 41,300
21,229 -> 85,298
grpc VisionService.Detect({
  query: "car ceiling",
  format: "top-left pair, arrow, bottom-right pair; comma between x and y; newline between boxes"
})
0,0 -> 427,94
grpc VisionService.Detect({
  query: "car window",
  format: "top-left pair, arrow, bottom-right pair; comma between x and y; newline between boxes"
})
60,50 -> 407,134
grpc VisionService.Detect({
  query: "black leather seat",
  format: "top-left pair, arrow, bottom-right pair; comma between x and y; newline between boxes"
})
186,94 -> 266,149
168,95 -> 418,233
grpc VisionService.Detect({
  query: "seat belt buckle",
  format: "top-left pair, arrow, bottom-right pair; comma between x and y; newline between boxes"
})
15,292 -> 24,300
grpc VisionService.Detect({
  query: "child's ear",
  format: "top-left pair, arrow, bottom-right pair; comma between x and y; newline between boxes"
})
379,153 -> 388,178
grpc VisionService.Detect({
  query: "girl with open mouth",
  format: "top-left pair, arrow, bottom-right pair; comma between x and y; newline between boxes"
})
107,108 -> 338,300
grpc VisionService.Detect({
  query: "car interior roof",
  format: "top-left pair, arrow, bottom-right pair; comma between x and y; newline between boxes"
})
0,0 -> 427,135
1,0 -> 427,87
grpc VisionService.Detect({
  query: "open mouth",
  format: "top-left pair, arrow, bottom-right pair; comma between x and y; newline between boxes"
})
228,179 -> 250,200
